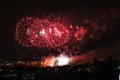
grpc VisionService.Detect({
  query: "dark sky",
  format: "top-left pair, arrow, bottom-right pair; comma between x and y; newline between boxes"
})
1,0 -> 120,60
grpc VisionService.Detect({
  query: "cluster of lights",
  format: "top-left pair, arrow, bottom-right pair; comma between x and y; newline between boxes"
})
15,17 -> 70,48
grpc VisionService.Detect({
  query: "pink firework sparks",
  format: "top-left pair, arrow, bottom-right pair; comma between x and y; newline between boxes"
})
15,17 -> 69,48
74,26 -> 87,41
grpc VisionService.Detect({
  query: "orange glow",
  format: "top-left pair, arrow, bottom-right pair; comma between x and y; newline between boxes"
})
41,54 -> 70,67
41,50 -> 96,67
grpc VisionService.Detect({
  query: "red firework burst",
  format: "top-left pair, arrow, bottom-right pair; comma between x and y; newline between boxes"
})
15,17 -> 69,48
74,26 -> 87,41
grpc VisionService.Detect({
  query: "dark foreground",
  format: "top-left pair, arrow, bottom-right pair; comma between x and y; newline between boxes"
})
0,59 -> 120,80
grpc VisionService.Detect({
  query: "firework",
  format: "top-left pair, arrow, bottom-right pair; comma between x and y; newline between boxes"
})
74,26 -> 87,41
41,54 -> 70,67
15,17 -> 70,48
14,12 -> 116,67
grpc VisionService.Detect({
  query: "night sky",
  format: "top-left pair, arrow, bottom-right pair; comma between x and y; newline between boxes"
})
1,0 -> 120,60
